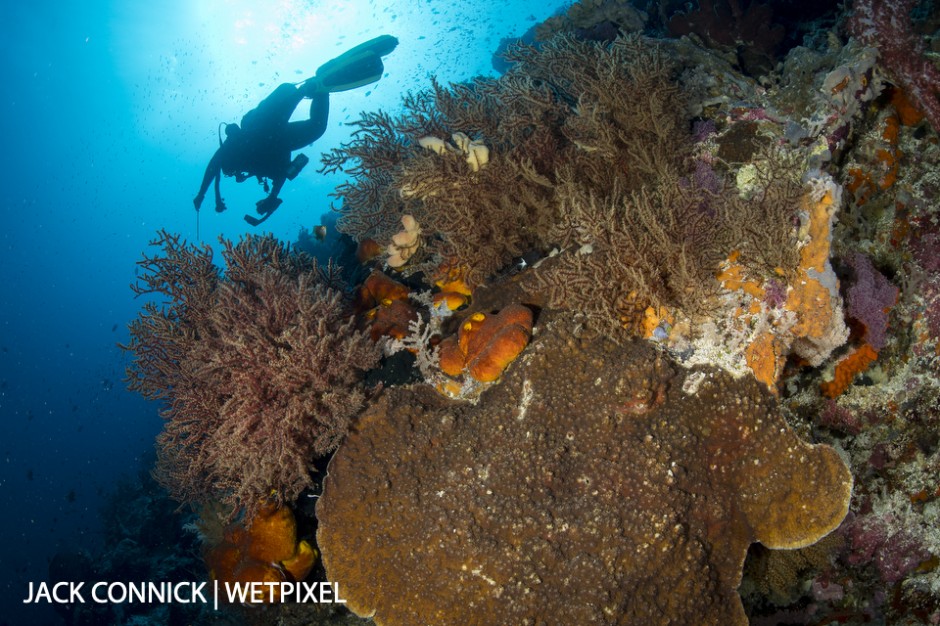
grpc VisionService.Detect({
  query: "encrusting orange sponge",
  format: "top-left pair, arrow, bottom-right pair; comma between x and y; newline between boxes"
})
438,304 -> 533,383
820,343 -> 879,398
355,270 -> 418,341
204,503 -> 317,603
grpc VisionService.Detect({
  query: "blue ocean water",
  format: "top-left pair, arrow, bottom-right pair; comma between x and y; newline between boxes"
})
0,1 -> 564,623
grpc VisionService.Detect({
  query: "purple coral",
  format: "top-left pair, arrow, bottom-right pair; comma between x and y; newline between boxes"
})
692,119 -> 717,143
909,224 -> 940,342
845,252 -> 898,350
763,278 -> 788,309
693,159 -> 722,194
818,398 -> 862,435
844,511 -> 931,584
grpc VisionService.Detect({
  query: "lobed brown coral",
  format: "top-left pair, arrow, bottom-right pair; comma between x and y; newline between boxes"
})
317,315 -> 852,625
123,231 -> 381,519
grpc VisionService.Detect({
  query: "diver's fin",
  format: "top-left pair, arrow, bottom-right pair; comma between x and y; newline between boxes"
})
244,197 -> 283,226
244,211 -> 275,227
306,35 -> 399,94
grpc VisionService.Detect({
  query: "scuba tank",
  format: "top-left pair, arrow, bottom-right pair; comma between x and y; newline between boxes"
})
285,153 -> 309,180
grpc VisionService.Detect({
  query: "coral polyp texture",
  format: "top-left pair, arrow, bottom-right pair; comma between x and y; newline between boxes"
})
123,231 -> 381,519
317,317 -> 852,625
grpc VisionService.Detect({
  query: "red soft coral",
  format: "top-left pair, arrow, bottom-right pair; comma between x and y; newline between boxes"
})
847,0 -> 940,133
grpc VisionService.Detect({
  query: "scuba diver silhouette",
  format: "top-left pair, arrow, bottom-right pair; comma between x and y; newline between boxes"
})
194,35 -> 398,226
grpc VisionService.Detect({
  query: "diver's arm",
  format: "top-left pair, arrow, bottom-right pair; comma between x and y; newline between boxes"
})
194,150 -> 222,210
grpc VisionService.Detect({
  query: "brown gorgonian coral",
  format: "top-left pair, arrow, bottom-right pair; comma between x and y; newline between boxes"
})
123,230 -> 381,520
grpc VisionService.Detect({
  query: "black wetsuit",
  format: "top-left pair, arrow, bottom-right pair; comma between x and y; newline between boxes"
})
195,83 -> 328,213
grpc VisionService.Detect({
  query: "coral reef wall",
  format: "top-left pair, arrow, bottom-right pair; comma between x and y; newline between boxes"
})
311,1 -> 940,620
120,1 -> 940,622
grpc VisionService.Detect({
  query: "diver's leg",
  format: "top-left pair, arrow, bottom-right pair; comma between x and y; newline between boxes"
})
285,92 -> 329,150
241,83 -> 305,130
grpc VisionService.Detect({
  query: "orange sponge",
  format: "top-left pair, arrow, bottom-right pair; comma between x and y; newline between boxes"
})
356,270 -> 410,312
438,305 -> 533,383
468,324 -> 532,382
355,271 -> 418,341
204,503 -> 317,602
820,343 -> 879,398
245,502 -> 298,563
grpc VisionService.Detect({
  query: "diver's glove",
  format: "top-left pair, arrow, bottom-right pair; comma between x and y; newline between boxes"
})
193,192 -> 205,210
215,199 -> 227,213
